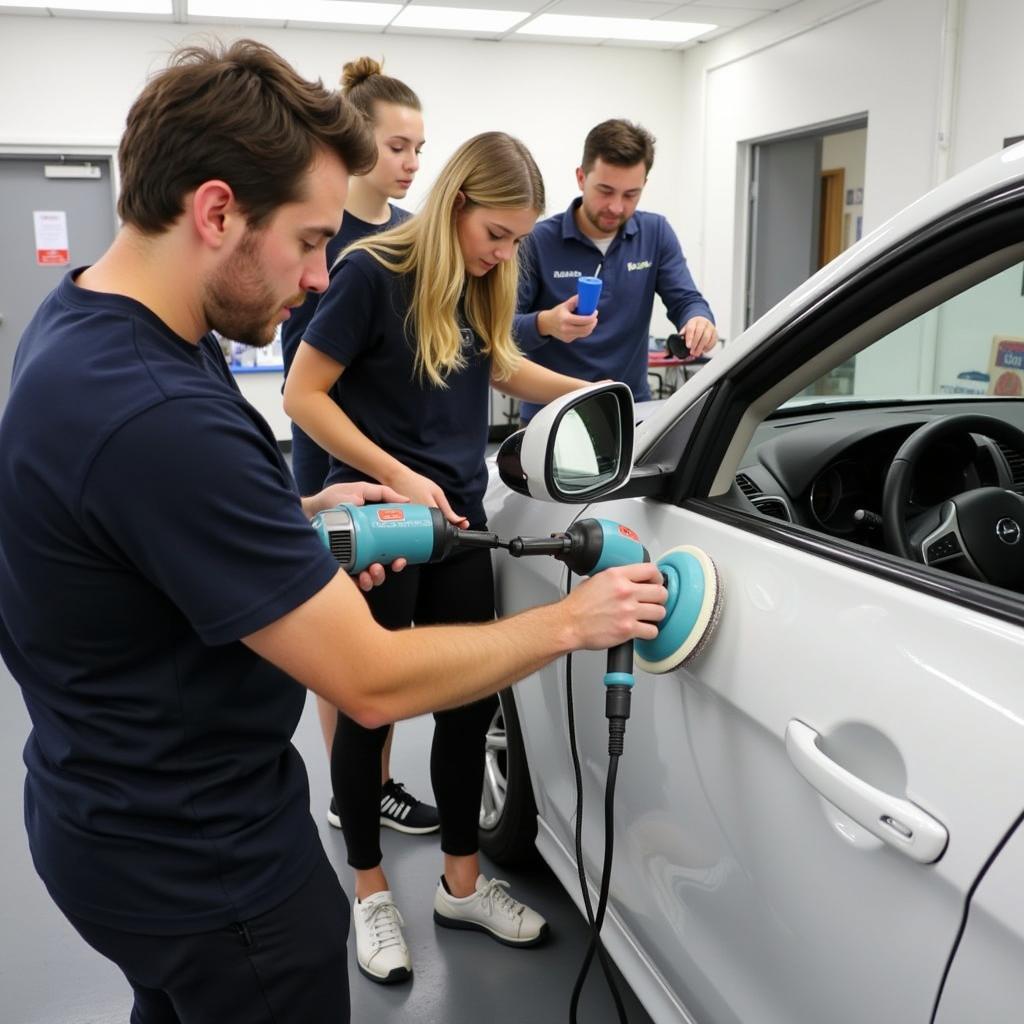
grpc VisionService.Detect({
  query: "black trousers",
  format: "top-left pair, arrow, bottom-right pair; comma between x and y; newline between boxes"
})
332,541 -> 498,869
62,853 -> 350,1024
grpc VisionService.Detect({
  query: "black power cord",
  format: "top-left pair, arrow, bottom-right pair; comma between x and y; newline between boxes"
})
564,572 -> 630,1024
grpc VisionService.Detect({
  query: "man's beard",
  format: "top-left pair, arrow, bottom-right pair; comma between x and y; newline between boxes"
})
582,204 -> 625,236
204,230 -> 303,347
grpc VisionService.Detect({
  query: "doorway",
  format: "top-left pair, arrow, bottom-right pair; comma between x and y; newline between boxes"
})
0,152 -> 117,412
745,119 -> 868,331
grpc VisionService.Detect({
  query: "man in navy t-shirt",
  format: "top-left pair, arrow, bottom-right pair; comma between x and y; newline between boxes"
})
0,41 -> 667,1024
515,119 -> 718,422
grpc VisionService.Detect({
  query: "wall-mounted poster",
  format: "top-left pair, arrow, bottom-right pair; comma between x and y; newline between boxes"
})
988,335 -> 1024,396
33,210 -> 69,266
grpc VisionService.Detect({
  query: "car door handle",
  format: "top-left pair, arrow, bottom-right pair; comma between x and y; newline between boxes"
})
785,719 -> 948,864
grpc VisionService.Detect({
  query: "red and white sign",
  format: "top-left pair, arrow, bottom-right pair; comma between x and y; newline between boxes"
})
33,210 -> 70,266
988,336 -> 1024,397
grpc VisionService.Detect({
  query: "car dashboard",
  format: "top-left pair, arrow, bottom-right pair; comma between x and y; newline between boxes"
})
731,399 -> 1024,550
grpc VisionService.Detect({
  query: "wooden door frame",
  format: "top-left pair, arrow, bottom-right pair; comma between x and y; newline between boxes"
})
818,167 -> 845,268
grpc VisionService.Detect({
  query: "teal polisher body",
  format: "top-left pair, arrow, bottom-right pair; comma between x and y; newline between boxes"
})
310,503 -> 498,574
507,518 -> 721,676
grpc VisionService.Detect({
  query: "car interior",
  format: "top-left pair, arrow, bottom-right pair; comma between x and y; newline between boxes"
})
719,245 -> 1024,592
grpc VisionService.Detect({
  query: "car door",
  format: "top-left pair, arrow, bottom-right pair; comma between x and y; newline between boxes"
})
932,812 -> 1024,1022
495,172 -> 1024,1024
558,491 -> 1024,1024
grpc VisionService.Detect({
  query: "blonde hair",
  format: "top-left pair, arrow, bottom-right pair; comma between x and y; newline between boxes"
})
343,132 -> 544,387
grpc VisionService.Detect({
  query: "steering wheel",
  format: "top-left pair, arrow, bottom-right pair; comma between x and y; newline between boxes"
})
882,414 -> 1024,588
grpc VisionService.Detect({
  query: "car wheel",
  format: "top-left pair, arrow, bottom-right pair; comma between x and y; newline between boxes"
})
478,688 -> 539,866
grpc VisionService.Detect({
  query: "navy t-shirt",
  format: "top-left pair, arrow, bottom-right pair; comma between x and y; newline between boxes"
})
0,272 -> 339,934
280,204 -> 410,376
303,250 -> 493,523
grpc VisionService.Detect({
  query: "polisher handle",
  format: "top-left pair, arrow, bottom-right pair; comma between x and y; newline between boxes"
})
604,640 -> 634,687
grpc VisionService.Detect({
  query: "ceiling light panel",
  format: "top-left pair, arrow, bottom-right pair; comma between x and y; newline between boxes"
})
188,0 -> 399,24
687,0 -> 796,9
390,5 -> 528,32
0,0 -> 170,11
516,13 -> 715,43
549,0 -> 677,17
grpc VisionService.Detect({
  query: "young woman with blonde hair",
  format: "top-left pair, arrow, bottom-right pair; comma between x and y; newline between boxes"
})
284,131 -> 587,984
280,57 -> 438,839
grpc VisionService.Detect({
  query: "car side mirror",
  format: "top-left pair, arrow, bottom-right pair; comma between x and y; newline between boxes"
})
496,381 -> 634,502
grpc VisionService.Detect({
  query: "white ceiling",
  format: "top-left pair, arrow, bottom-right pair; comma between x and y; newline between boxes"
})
0,0 -> 807,50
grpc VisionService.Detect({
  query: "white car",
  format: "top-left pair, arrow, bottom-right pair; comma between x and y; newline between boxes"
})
479,143 -> 1024,1023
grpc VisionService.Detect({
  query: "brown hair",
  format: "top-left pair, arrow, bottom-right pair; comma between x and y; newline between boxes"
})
117,39 -> 377,233
581,119 -> 656,174
340,56 -> 421,122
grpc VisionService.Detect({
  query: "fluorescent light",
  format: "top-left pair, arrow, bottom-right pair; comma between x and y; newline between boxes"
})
0,0 -> 170,11
516,13 -> 715,43
390,4 -> 527,32
188,0 -> 400,24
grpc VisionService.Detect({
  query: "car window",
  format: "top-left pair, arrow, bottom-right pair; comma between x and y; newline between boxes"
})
719,251 -> 1024,604
787,259 -> 1024,404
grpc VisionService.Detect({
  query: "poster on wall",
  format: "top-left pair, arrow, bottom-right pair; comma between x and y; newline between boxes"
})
33,210 -> 70,266
988,335 -> 1024,397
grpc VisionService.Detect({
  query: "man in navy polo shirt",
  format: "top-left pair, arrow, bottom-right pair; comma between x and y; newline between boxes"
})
515,119 -> 718,422
0,42 -> 667,1024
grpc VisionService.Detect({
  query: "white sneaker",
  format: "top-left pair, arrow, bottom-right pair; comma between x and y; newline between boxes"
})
433,874 -> 548,947
353,890 -> 412,984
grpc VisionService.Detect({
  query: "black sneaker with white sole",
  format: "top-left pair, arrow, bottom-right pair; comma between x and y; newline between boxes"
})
327,797 -> 342,830
326,781 -> 439,834
379,778 -> 439,834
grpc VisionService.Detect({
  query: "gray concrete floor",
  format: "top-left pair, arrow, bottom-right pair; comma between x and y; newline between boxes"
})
0,656 -> 655,1024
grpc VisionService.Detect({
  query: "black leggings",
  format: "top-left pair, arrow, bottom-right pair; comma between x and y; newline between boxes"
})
331,540 -> 498,870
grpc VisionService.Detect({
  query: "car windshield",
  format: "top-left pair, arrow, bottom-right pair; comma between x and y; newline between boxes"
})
779,257 -> 1024,411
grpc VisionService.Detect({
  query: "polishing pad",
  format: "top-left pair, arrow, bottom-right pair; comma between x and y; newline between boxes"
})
635,545 -> 721,674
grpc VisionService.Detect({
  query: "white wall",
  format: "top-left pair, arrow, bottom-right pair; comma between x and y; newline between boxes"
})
0,15 -> 692,434
5,1 -> 1024,419
952,0 -> 1024,172
672,0 -> 1024,391
0,16 -> 689,227
674,0 -> 949,344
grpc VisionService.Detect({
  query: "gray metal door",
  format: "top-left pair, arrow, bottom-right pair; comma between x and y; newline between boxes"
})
746,136 -> 821,327
0,155 -> 117,411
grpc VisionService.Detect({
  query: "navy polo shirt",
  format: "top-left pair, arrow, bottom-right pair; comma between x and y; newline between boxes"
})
280,204 -> 410,376
302,250 -> 492,523
0,272 -> 339,934
514,198 -> 714,420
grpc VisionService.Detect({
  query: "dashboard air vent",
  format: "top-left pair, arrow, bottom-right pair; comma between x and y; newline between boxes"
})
997,443 -> 1024,494
736,473 -> 793,522
735,473 -> 761,499
750,496 -> 792,522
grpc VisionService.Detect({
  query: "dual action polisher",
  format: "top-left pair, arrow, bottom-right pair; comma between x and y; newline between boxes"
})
506,516 -> 720,677
311,503 -> 722,680
504,517 -> 720,759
